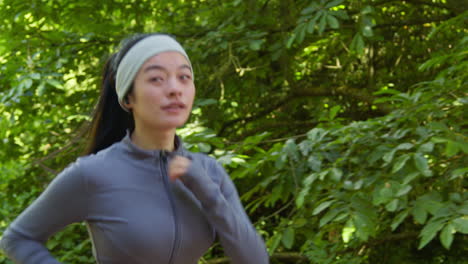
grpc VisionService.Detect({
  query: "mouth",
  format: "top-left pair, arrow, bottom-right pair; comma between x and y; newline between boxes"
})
161,102 -> 186,112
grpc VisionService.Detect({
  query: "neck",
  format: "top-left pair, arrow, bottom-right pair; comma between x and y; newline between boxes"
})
131,126 -> 176,151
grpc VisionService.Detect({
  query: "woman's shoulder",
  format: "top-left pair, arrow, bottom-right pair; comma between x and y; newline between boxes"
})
78,141 -> 125,164
70,143 -> 125,181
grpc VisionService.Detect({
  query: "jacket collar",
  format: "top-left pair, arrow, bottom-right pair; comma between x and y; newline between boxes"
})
120,130 -> 186,159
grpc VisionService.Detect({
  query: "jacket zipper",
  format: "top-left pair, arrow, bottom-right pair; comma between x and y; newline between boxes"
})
159,151 -> 180,264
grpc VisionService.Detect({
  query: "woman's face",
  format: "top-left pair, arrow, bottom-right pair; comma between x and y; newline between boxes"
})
127,51 -> 195,131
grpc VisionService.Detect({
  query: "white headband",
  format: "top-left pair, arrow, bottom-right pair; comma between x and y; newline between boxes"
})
115,35 -> 192,110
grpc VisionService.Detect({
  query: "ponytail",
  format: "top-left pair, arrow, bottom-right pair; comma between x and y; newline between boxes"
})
84,33 -> 158,155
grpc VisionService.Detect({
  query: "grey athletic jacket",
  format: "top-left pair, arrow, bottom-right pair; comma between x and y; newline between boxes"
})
0,133 -> 269,264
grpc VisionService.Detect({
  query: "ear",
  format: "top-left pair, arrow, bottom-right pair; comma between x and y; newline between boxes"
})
123,95 -> 133,110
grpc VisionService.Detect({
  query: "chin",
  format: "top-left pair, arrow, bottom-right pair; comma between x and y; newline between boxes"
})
159,120 -> 188,130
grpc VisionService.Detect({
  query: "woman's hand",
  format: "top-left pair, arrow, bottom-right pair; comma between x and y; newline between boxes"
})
168,155 -> 191,182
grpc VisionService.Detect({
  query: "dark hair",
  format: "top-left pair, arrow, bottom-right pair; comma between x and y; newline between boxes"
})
84,33 -> 158,155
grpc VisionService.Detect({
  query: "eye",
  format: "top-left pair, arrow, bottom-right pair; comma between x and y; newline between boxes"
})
149,76 -> 164,83
179,74 -> 192,81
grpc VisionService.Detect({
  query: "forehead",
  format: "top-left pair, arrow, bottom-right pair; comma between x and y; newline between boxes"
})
141,51 -> 190,70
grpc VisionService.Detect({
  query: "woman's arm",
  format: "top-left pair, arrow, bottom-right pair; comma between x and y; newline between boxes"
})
180,156 -> 269,264
0,161 -> 88,264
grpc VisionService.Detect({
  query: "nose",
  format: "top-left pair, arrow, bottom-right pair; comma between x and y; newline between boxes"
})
167,77 -> 182,97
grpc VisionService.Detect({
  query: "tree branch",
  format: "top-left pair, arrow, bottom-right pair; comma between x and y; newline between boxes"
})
375,16 -> 453,29
234,120 -> 318,141
217,84 -> 392,137
339,231 -> 419,254
217,95 -> 296,137
295,85 -> 393,114
375,0 -> 452,10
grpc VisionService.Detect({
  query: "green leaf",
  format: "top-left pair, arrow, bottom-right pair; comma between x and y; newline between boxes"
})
37,82 -> 47,96
427,203 -> 445,216
296,173 -> 316,208
440,224 -> 454,249
460,141 -> 468,153
418,142 -> 434,153
327,15 -> 339,29
304,173 -> 318,186
298,140 -> 312,156
325,0 -> 344,9
286,33 -> 296,48
329,105 -> 341,120
297,23 -> 307,44
354,179 -> 363,190
373,184 -> 393,205
350,33 -> 365,54
361,5 -> 374,15
385,199 -> 399,212
301,3 -> 319,15
318,13 -> 327,35
282,227 -> 295,249
342,220 -> 356,243
383,149 -> 396,164
391,209 -> 409,231
307,128 -> 328,142
295,188 -> 308,208
268,184 -> 284,206
449,167 -> 468,180
453,217 -> 468,234
403,172 -> 420,184
368,146 -> 387,165
198,142 -> 211,152
249,39 -> 264,51
333,10 -> 349,19
284,139 -> 299,161
412,204 -> 427,224
308,156 -> 322,172
396,143 -> 414,150
413,153 -> 432,177
445,140 -> 459,157
268,233 -> 282,253
22,78 -> 33,89
362,25 -> 373,37
430,136 -> 448,143
320,207 -> 343,227
313,200 -> 335,215
418,219 -> 445,249
353,211 -> 373,240
449,193 -> 462,203
307,13 -> 321,33
392,154 -> 410,173
330,168 -> 343,181
307,19 -> 316,34
396,185 -> 412,197
47,79 -> 63,89
457,201 -> 468,215
318,170 -> 328,180
334,212 -> 349,222
293,218 -> 308,228
30,73 -> 41,80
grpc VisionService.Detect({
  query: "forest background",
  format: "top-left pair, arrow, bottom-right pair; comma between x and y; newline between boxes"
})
0,0 -> 466,263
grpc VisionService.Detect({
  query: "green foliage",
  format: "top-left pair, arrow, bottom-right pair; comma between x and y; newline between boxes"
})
235,34 -> 466,263
1,0 -> 466,263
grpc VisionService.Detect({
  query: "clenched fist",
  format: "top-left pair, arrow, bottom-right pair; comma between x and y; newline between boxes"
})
168,155 -> 191,182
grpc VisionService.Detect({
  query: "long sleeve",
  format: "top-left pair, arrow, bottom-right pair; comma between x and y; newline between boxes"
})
181,156 -> 269,264
0,161 -> 88,264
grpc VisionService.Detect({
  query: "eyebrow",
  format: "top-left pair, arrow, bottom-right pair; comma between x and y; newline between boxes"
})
143,64 -> 192,73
